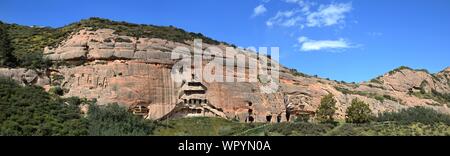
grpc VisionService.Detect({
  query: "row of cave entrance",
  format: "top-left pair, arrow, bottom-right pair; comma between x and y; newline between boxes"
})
130,100 -> 314,123
244,102 -> 291,123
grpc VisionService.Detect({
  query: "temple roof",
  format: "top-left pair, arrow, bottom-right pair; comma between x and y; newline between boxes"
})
181,94 -> 207,100
181,84 -> 206,91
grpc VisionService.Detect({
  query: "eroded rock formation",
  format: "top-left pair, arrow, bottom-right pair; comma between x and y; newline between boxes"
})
1,28 -> 450,122
0,68 -> 49,86
40,28 -> 287,122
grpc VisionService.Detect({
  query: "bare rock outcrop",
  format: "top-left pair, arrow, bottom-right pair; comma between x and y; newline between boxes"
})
2,28 -> 449,122
0,68 -> 50,86
41,29 -> 285,122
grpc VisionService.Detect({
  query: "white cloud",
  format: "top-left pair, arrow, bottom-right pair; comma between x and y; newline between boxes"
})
298,36 -> 309,42
265,1 -> 352,28
252,5 -> 267,17
284,0 -> 301,3
282,16 -> 303,27
306,3 -> 352,27
266,10 -> 302,27
367,32 -> 383,37
297,36 -> 353,51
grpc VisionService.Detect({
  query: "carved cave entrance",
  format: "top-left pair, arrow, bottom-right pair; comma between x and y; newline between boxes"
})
248,116 -> 254,123
266,115 -> 272,122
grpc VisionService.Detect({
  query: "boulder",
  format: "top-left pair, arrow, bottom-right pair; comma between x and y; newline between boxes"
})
0,68 -> 50,86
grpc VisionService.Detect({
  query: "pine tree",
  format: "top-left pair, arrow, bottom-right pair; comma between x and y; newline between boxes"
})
316,94 -> 337,123
346,98 -> 373,123
0,22 -> 16,67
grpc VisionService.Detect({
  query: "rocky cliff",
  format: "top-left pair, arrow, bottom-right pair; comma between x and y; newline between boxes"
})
41,28 -> 287,122
1,19 -> 449,122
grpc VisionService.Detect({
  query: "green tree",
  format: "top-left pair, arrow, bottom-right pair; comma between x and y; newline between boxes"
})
87,103 -> 156,136
376,106 -> 450,125
346,98 -> 373,123
0,22 -> 16,67
19,52 -> 52,69
0,77 -> 158,136
0,77 -> 87,136
316,94 -> 337,123
294,113 -> 311,123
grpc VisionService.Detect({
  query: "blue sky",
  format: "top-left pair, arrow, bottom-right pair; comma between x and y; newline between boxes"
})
1,0 -> 450,82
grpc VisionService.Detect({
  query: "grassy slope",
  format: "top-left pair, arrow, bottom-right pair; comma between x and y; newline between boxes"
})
153,117 -> 450,136
153,117 -> 263,136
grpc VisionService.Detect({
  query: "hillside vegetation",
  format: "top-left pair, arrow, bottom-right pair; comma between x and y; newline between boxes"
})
155,113 -> 450,136
2,18 -> 450,136
0,77 -> 155,136
0,17 -> 228,69
1,77 -> 449,136
0,77 -> 87,135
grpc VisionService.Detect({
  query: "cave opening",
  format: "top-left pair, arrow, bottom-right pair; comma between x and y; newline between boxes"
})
248,116 -> 254,123
286,112 -> 290,122
266,115 -> 272,122
299,105 -> 305,110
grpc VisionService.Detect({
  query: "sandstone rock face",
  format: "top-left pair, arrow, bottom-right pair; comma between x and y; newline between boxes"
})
0,68 -> 50,87
43,29 -> 251,65
357,68 -> 450,114
55,61 -> 178,119
41,29 -> 286,122
2,28 -> 449,122
378,69 -> 450,93
206,82 -> 286,122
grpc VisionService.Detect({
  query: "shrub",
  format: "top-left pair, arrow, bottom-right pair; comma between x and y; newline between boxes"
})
74,17 -> 225,45
49,86 -> 64,96
114,37 -> 132,43
370,78 -> 383,84
0,77 -> 88,136
87,103 -> 156,136
18,52 -> 52,69
4,23 -> 67,67
316,94 -> 337,123
374,95 -> 385,102
0,22 -> 17,67
334,86 -> 398,103
383,94 -> 398,102
346,98 -> 373,123
294,114 -> 311,122
430,90 -> 450,104
410,89 -> 450,106
0,77 -> 157,136
329,122 -> 450,136
327,124 -> 360,136
50,74 -> 65,86
388,66 -> 412,75
266,122 -> 334,136
289,68 -> 311,78
376,106 -> 450,125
